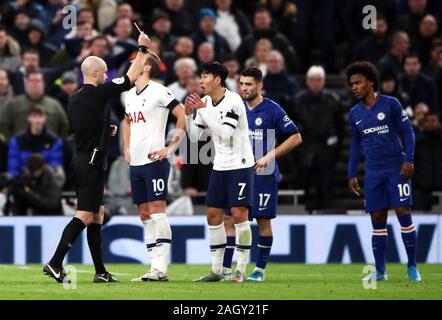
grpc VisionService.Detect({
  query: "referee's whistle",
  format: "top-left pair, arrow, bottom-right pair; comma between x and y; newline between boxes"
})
89,147 -> 99,165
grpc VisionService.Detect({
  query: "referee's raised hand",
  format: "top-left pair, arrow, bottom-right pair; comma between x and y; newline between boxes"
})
138,31 -> 150,47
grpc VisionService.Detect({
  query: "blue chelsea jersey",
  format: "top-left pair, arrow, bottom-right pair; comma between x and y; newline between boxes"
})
245,97 -> 299,181
348,95 -> 415,176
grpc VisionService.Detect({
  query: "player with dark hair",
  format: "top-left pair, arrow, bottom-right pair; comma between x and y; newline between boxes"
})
185,62 -> 255,282
346,61 -> 421,282
223,67 -> 302,281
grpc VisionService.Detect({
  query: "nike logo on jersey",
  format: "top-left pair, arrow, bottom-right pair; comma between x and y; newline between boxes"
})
258,207 -> 267,211
356,120 -> 362,125
155,192 -> 163,196
400,197 -> 408,202
238,196 -> 246,200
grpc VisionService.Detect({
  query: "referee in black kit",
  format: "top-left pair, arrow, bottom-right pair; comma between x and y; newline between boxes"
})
43,31 -> 151,283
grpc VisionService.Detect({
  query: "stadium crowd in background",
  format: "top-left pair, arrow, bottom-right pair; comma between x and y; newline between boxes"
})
0,0 -> 442,215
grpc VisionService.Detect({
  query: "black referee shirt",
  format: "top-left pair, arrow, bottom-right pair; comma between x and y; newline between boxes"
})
68,75 -> 131,154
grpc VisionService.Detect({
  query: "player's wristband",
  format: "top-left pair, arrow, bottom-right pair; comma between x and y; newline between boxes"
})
138,45 -> 149,54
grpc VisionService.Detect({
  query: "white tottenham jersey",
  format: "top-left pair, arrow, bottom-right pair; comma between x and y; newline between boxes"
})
194,89 -> 254,171
124,80 -> 180,166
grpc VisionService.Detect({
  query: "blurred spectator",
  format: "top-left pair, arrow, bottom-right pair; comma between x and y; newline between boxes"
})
11,0 -> 41,19
263,0 -> 297,42
263,50 -> 298,110
379,71 -> 411,111
23,20 -> 58,66
64,19 -> 98,43
9,9 -> 30,45
192,8 -> 231,61
352,15 -> 389,64
109,17 -> 137,61
162,0 -> 195,36
149,10 -> 176,54
236,7 -> 297,72
112,16 -> 136,44
40,0 -> 70,48
214,0 -> 252,52
414,112 -> 442,210
103,2 -> 137,36
412,14 -> 440,68
55,71 -> 79,112
0,71 -> 69,140
75,7 -> 96,28
340,0 -> 396,45
293,66 -> 344,210
295,0 -> 335,71
7,153 -> 63,215
412,102 -> 429,133
399,52 -> 439,114
196,42 -> 215,64
424,45 -> 442,76
222,55 -> 240,92
0,69 -> 14,114
245,38 -> 272,77
74,0 -> 118,31
377,31 -> 410,78
395,0 -> 429,41
164,36 -> 194,82
8,48 -> 82,95
0,26 -> 21,72
167,57 -> 197,102
75,35 -> 136,82
7,105 -> 64,179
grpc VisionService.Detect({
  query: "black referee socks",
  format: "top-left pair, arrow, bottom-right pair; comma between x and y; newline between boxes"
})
49,217 -> 86,268
87,223 -> 106,274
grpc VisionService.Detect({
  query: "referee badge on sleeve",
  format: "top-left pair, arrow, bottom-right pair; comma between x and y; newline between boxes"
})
112,77 -> 125,84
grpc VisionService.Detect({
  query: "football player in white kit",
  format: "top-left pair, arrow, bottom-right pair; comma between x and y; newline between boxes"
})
122,51 -> 186,281
185,62 -> 255,282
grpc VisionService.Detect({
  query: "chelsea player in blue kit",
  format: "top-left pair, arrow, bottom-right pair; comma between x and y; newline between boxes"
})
346,61 -> 421,282
223,67 -> 302,281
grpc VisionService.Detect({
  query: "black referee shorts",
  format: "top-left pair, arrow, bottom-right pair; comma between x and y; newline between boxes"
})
72,152 -> 107,214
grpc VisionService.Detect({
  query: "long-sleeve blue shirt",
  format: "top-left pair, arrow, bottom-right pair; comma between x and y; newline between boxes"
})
246,97 -> 299,181
347,95 -> 415,178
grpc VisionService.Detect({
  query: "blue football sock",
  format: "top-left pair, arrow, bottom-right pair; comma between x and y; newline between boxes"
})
256,236 -> 273,269
398,214 -> 417,268
371,218 -> 388,275
222,236 -> 235,270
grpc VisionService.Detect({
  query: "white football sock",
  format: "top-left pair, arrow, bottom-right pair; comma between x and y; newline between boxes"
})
142,218 -> 157,271
234,221 -> 252,274
151,213 -> 171,274
209,222 -> 227,275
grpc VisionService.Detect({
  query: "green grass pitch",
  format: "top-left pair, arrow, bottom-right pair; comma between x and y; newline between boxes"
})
0,263 -> 441,300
